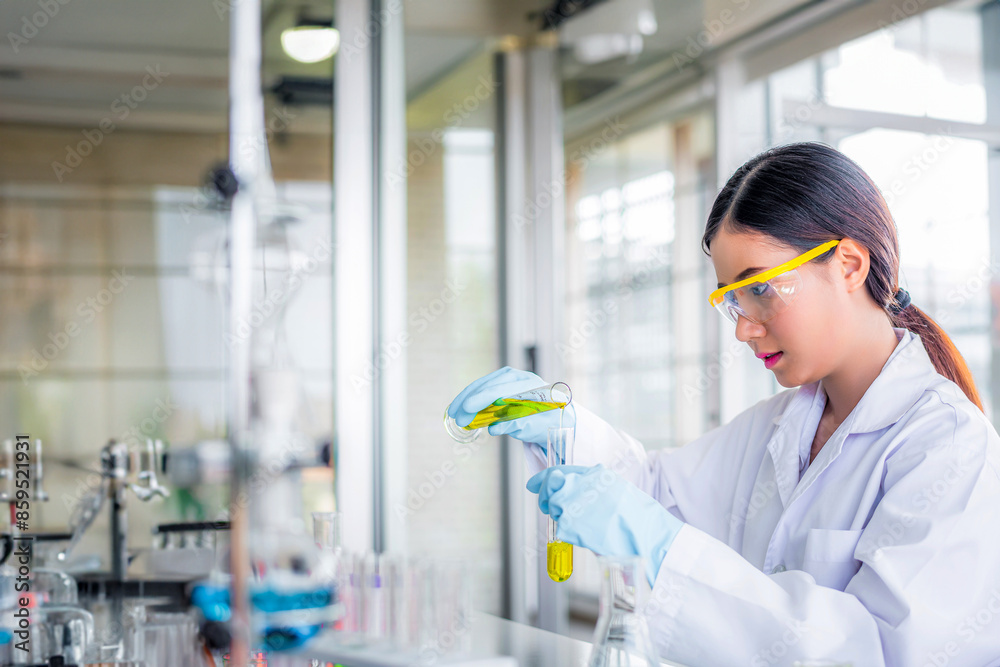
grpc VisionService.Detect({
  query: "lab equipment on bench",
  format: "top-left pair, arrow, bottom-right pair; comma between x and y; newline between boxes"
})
588,556 -> 659,667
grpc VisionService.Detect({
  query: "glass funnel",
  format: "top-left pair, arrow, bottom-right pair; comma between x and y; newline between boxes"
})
588,556 -> 660,667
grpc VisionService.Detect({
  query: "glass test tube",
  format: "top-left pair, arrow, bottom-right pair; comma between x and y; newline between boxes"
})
312,512 -> 348,641
546,426 -> 574,582
444,382 -> 572,443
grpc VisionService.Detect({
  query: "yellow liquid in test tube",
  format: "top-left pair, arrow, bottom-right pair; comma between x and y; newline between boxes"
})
547,540 -> 573,582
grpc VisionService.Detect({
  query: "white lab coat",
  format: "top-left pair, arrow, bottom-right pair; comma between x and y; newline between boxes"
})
524,328 -> 1000,666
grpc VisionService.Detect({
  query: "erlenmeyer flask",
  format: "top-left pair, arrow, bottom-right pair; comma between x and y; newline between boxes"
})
589,556 -> 660,667
443,382 -> 572,443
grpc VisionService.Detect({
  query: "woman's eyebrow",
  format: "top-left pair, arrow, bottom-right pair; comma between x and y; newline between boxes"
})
718,266 -> 767,288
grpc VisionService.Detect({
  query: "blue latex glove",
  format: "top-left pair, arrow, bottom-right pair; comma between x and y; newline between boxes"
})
446,367 -> 576,449
527,464 -> 684,585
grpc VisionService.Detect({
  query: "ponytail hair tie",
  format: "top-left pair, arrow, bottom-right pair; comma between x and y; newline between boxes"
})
889,288 -> 912,315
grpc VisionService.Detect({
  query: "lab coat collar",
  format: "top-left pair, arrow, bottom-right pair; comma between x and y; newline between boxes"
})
846,328 -> 940,433
765,383 -> 824,507
766,328 -> 936,507
774,327 -> 936,436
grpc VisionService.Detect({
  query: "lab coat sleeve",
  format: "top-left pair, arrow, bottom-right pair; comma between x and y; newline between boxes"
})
520,403 -> 651,481
645,402 -> 1000,667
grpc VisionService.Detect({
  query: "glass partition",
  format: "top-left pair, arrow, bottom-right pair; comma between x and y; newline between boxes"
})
402,44 -> 504,613
561,108 -> 715,614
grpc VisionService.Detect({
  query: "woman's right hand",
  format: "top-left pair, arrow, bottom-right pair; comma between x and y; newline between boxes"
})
446,367 -> 574,447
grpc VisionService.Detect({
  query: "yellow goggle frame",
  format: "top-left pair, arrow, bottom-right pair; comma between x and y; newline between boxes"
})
708,239 -> 841,308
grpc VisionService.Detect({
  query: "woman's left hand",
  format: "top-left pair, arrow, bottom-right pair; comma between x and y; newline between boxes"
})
527,463 -> 685,585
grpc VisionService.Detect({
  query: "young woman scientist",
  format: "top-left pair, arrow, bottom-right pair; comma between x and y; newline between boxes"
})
447,143 -> 1000,666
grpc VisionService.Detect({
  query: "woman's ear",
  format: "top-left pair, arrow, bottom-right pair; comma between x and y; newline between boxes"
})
835,239 -> 870,293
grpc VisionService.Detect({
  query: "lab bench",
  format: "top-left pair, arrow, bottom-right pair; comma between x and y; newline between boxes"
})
295,611 -> 687,667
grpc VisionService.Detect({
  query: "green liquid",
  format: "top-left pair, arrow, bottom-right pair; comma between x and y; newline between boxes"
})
463,399 -> 568,430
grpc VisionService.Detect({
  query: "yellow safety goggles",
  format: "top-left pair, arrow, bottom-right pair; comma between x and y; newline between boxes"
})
708,239 -> 841,325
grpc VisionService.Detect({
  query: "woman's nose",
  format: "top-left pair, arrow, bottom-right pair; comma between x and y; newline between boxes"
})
734,314 -> 766,342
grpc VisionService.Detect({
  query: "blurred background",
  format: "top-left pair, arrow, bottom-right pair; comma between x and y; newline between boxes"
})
0,0 -> 997,641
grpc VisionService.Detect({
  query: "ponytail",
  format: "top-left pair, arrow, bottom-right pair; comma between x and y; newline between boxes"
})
892,304 -> 984,412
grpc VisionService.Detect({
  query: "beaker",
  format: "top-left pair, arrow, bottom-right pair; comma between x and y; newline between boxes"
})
589,556 -> 660,667
312,512 -> 343,619
35,606 -> 96,665
444,382 -> 572,443
32,569 -> 78,606
312,511 -> 342,552
138,610 -> 201,667
430,558 -> 473,655
546,427 -> 574,582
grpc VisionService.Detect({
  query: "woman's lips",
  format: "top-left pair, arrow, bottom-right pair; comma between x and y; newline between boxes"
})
763,352 -> 783,369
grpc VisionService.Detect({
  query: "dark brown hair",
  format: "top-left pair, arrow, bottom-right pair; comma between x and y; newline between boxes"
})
702,142 -> 983,411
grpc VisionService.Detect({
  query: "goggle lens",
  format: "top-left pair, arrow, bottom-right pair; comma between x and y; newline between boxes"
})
714,270 -> 802,324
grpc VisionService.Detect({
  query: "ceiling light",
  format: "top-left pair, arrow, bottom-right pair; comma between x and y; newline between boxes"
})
573,34 -> 644,64
637,8 -> 657,36
281,24 -> 340,64
558,0 -> 658,64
